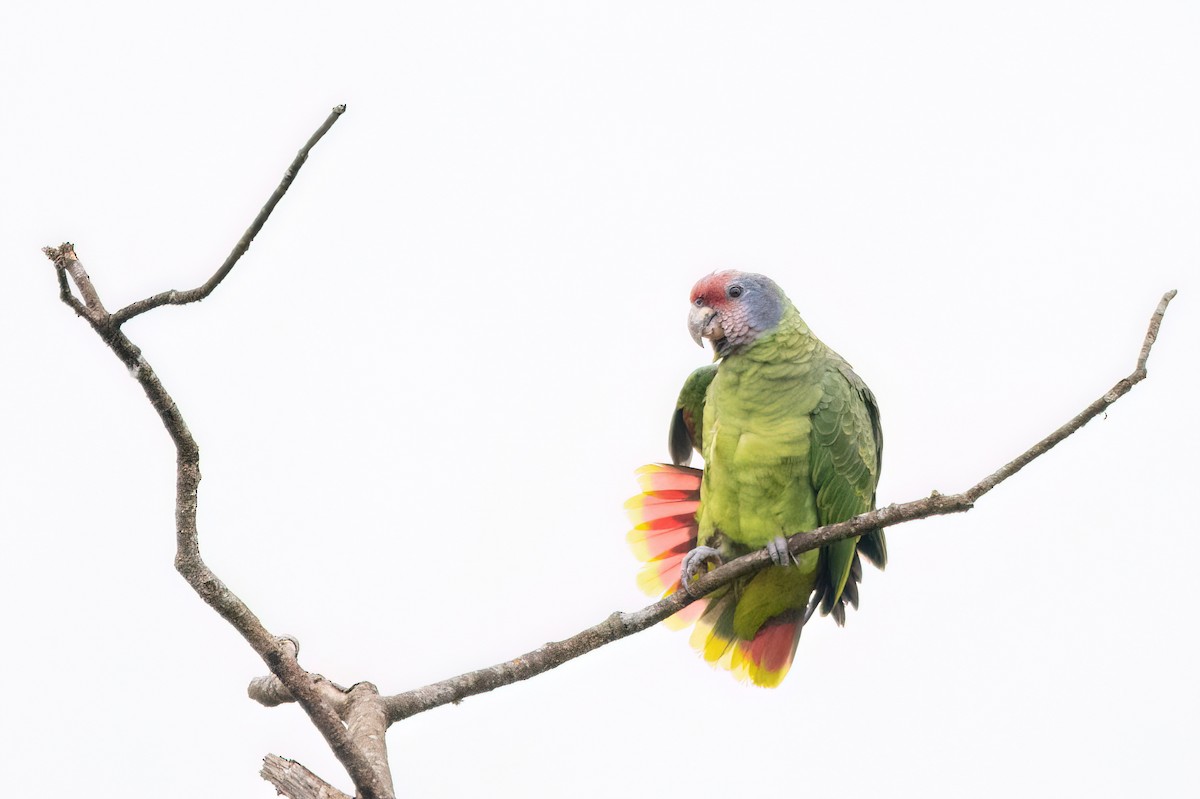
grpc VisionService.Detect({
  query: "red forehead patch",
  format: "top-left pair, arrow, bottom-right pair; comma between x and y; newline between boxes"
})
690,271 -> 737,305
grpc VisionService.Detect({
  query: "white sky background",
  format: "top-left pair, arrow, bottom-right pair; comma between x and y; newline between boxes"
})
2,2 -> 1197,797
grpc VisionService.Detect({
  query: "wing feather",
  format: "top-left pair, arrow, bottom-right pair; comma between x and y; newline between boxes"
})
810,357 -> 885,623
668,364 -> 719,466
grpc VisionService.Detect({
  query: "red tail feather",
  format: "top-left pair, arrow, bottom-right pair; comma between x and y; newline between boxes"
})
731,610 -> 803,688
626,464 -> 705,629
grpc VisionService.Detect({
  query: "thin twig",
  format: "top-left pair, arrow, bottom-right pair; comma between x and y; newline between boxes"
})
965,288 -> 1175,502
109,104 -> 347,326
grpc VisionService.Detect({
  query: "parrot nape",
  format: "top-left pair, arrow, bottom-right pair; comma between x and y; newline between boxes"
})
625,271 -> 886,687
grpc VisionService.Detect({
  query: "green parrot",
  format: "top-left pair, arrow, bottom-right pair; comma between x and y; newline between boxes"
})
626,271 -> 885,687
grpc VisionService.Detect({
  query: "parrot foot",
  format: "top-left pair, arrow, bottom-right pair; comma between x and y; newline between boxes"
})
680,546 -> 723,595
766,536 -> 796,566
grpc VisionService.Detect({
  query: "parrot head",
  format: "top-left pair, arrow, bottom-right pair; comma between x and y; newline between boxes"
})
688,270 -> 785,357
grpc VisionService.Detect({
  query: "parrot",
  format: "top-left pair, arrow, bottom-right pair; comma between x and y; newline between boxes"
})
625,271 -> 886,687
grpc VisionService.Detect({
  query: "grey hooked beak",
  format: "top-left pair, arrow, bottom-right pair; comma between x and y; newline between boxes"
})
688,305 -> 723,348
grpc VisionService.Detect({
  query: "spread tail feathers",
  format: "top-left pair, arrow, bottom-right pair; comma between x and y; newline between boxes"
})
626,464 -> 805,684
625,464 -> 705,629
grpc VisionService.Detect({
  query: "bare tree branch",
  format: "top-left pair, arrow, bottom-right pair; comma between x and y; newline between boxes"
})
373,288 -> 1178,722
109,104 -> 347,326
41,107 -> 397,799
45,241 -> 392,799
262,755 -> 352,799
244,288 -> 1177,724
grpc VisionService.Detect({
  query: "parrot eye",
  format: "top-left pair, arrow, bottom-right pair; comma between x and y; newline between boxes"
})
694,297 -> 704,306
728,285 -> 744,299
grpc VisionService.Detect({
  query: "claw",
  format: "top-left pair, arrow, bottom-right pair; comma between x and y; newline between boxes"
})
766,536 -> 796,566
680,545 -> 723,596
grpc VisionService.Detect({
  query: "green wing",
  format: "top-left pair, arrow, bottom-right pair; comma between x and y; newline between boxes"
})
809,358 -> 885,625
669,364 -> 719,466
